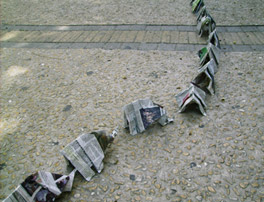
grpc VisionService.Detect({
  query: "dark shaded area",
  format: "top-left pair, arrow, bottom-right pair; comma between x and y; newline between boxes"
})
62,105 -> 72,112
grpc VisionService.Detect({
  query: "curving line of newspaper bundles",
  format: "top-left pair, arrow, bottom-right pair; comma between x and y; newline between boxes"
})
4,1 -> 221,201
176,0 -> 221,116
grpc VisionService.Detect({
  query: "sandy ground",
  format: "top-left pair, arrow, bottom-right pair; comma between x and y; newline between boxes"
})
0,48 -> 263,201
1,0 -> 264,26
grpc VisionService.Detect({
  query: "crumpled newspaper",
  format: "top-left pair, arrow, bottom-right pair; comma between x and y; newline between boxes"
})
190,0 -> 204,14
196,6 -> 207,22
175,83 -> 207,116
3,170 -> 76,202
197,11 -> 216,37
61,129 -> 117,181
192,58 -> 217,95
208,29 -> 221,49
198,42 -> 220,66
123,98 -> 173,135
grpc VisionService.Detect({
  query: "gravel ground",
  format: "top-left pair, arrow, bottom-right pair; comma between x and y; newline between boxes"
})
0,48 -> 263,201
1,0 -> 264,26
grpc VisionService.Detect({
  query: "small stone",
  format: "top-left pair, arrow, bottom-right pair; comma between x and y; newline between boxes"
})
130,174 -> 136,181
63,105 -> 72,112
177,150 -> 182,154
155,184 -> 161,189
199,124 -> 204,128
207,186 -> 216,193
183,152 -> 189,156
233,188 -> 240,196
196,195 -> 202,201
208,170 -> 213,175
173,168 -> 179,174
86,71 -> 94,76
180,194 -> 187,199
74,193 -> 81,198
251,182 -> 259,188
174,197 -> 182,202
135,196 -> 141,201
0,163 -> 6,170
249,156 -> 255,160
223,143 -> 230,147
171,189 -> 177,194
216,164 -> 222,169
190,162 -> 196,168
239,182 -> 248,189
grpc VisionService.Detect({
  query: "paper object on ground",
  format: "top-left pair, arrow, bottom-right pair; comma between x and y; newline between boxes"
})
198,58 -> 218,74
191,0 -> 204,14
197,13 -> 216,37
196,6 -> 207,22
198,43 -> 220,66
175,84 -> 207,116
123,98 -> 173,135
3,170 -> 76,202
61,130 -> 116,181
208,29 -> 221,49
192,60 -> 217,95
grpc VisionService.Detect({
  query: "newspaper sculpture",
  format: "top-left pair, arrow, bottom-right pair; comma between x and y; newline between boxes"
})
61,129 -> 117,181
175,83 -> 207,116
198,43 -> 220,66
208,29 -> 221,49
190,0 -> 204,14
197,12 -> 216,37
3,170 -> 76,202
198,57 -> 218,74
192,59 -> 218,95
196,6 -> 207,22
123,98 -> 173,135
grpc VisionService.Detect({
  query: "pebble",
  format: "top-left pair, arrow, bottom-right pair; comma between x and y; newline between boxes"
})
207,186 -> 216,193
74,193 -> 80,198
130,174 -> 136,181
239,182 -> 248,189
251,182 -> 259,188
155,184 -> 161,189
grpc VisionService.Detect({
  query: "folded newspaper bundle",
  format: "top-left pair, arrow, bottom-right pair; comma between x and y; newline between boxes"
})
3,170 -> 76,202
123,98 -> 173,135
190,0 -> 204,14
208,29 -> 221,49
198,42 -> 220,66
197,12 -> 216,37
61,129 -> 117,181
196,6 -> 207,22
198,57 -> 218,73
192,61 -> 216,95
175,83 -> 207,116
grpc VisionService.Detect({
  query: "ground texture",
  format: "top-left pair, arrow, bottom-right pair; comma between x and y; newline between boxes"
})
0,0 -> 263,202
